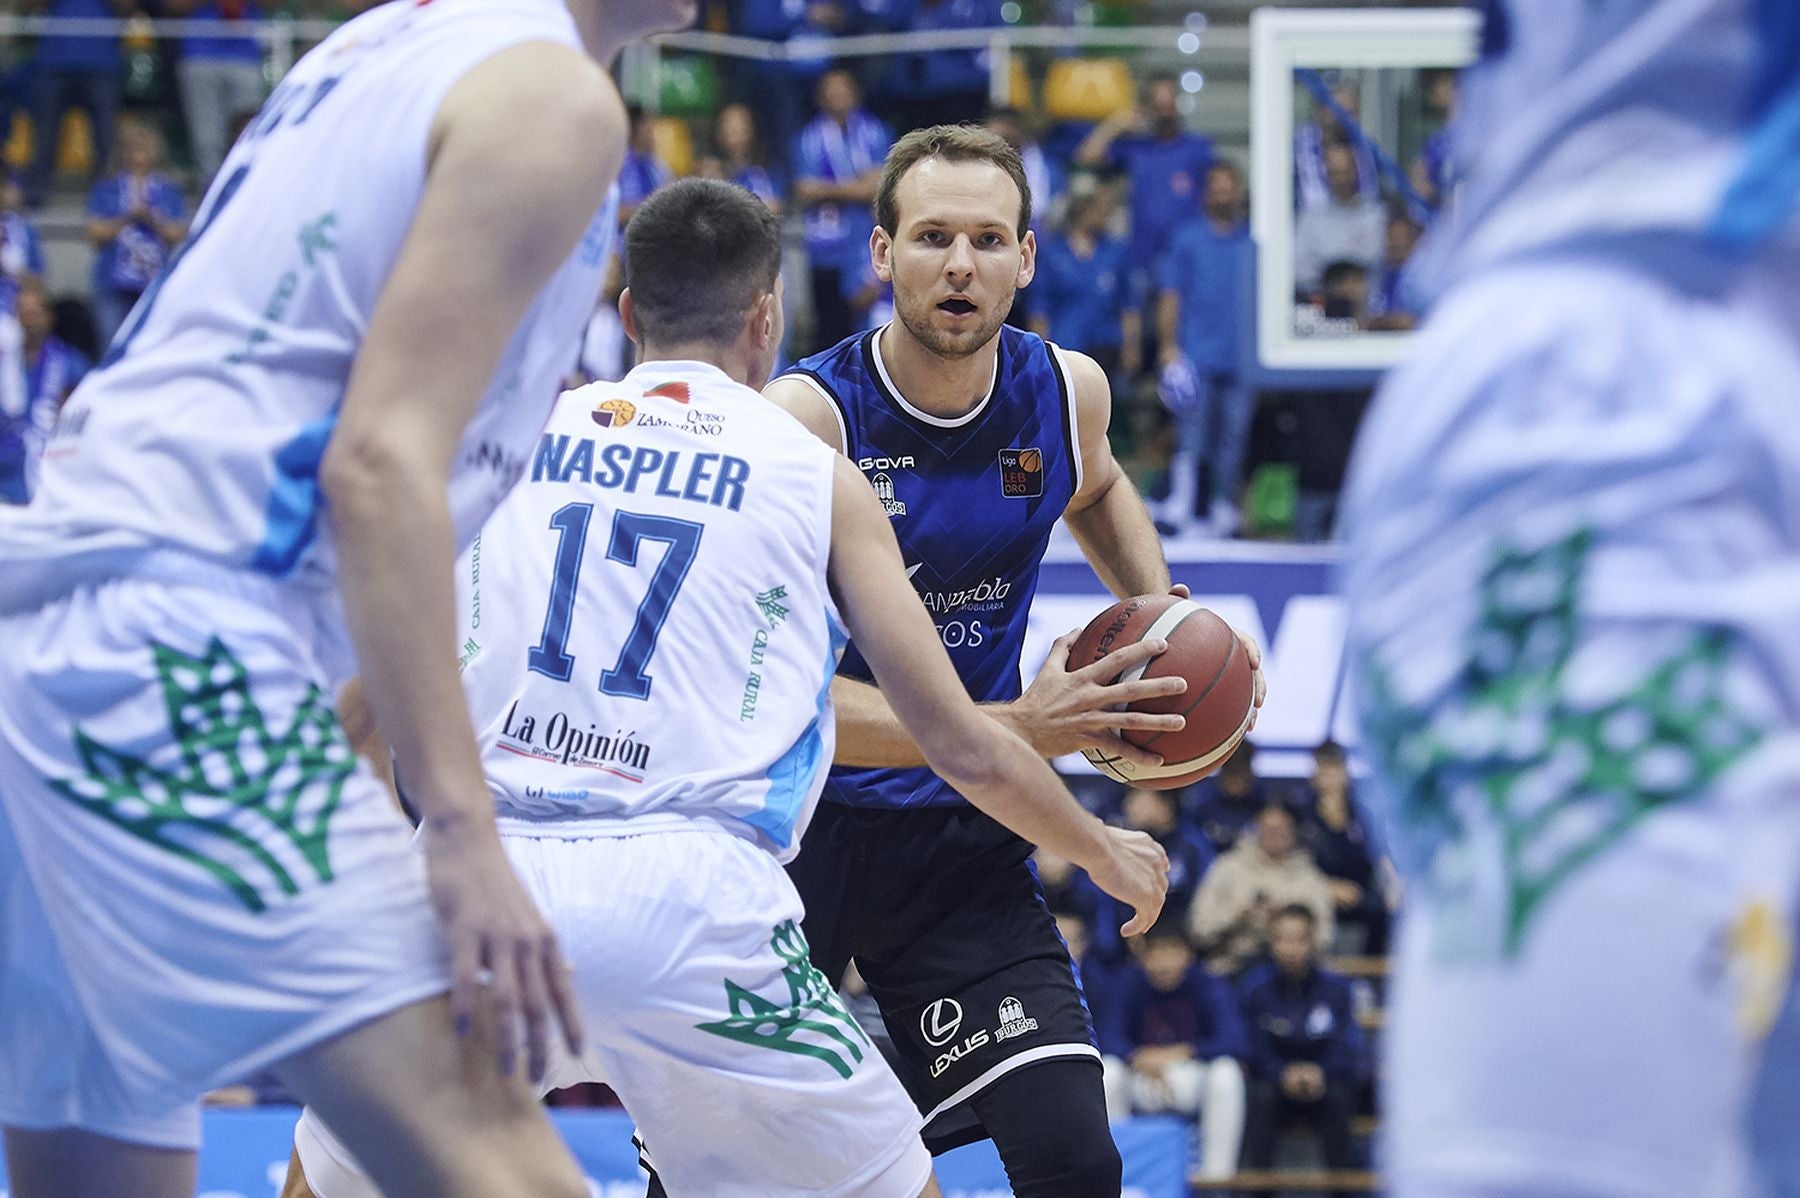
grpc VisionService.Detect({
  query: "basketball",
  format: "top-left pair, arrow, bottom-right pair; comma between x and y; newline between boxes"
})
1068,594 -> 1255,789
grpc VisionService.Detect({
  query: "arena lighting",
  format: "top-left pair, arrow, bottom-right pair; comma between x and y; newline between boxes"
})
1181,69 -> 1204,92
1185,11 -> 1207,31
1178,31 -> 1201,54
1000,1 -> 1021,22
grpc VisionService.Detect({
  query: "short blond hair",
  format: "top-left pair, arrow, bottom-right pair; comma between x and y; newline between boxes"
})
876,124 -> 1032,240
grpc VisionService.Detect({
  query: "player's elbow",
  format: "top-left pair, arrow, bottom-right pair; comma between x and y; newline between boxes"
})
319,427 -> 431,527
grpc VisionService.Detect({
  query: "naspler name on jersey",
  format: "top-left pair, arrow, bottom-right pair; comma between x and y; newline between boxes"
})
530,434 -> 750,512
787,324 -> 1082,810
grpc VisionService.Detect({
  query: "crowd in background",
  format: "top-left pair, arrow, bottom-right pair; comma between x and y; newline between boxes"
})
1031,741 -> 1397,1186
0,0 -> 1456,546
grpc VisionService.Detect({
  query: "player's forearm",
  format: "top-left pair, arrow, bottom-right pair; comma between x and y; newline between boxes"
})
324,445 -> 490,832
830,674 -> 930,767
1065,473 -> 1172,598
934,717 -> 1113,868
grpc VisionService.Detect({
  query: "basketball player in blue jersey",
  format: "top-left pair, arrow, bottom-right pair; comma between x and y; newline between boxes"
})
0,0 -> 692,1195
1343,3 -> 1800,1197
686,124 -> 1264,1194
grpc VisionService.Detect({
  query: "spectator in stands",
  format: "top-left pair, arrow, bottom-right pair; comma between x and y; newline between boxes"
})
1238,904 -> 1368,1194
1188,740 -> 1270,853
983,106 -> 1053,232
1293,78 -> 1377,214
1075,74 -> 1213,365
25,0 -> 133,208
617,104 -> 674,226
20,275 -> 88,409
1189,802 -> 1333,975
1293,142 -> 1386,294
86,118 -> 187,348
0,176 -> 45,285
1295,742 -> 1391,956
1117,785 -> 1214,923
872,0 -> 1000,132
984,104 -> 1051,332
841,241 -> 894,333
1367,213 -> 1422,330
1408,67 -> 1457,210
0,276 -> 82,504
727,0 -> 845,171
1099,924 -> 1246,1181
1157,159 -> 1251,538
699,101 -> 782,215
0,303 -> 31,506
166,0 -> 266,185
1319,259 -> 1371,327
794,67 -> 888,352
1030,177 -> 1133,378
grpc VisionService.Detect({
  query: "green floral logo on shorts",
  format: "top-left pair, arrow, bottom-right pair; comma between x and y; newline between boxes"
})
54,637 -> 355,913
1361,529 -> 1762,956
694,920 -> 870,1078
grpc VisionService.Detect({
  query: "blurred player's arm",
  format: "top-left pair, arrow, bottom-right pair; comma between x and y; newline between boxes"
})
765,375 -> 1187,771
320,41 -> 625,1082
828,455 -> 1169,934
1060,349 -> 1171,596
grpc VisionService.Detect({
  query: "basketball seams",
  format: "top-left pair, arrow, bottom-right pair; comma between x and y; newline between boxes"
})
1132,627 -> 1239,754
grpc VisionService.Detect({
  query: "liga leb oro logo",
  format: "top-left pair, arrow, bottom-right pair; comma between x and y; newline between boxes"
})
998,447 -> 1043,498
592,398 -> 637,429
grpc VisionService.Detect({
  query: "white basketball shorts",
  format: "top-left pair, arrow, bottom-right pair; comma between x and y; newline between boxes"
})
0,568 -> 450,1149
298,819 -> 932,1198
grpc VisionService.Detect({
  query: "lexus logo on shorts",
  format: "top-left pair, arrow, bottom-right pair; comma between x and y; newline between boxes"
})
921,998 -> 963,1047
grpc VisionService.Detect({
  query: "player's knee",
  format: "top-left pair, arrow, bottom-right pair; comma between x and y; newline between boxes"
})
1040,1134 -> 1124,1198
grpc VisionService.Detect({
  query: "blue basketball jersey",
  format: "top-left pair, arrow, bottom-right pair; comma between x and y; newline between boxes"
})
786,324 -> 1082,809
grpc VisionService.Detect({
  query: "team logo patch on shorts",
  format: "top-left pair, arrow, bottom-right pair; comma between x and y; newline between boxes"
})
695,920 -> 871,1078
998,447 -> 1043,498
52,638 -> 355,914
994,995 -> 1039,1041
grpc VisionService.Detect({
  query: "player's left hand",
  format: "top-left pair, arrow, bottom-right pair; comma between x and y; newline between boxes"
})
1089,826 -> 1170,938
1169,583 -> 1266,728
423,815 -> 584,1084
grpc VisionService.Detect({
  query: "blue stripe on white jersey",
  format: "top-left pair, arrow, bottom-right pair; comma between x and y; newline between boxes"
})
788,324 -> 1080,810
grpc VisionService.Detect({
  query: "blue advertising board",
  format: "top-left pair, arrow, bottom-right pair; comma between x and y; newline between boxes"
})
0,1109 -> 1189,1198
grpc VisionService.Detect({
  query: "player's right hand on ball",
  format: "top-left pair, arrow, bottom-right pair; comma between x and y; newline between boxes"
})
1011,630 -> 1187,766
1088,827 -> 1170,937
423,817 -> 584,1086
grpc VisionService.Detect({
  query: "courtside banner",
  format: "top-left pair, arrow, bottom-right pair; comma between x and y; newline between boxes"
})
0,1108 -> 1188,1198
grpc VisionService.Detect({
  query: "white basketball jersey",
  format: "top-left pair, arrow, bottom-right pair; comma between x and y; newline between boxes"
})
1417,0 -> 1800,301
456,361 -> 847,860
0,0 -> 617,597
